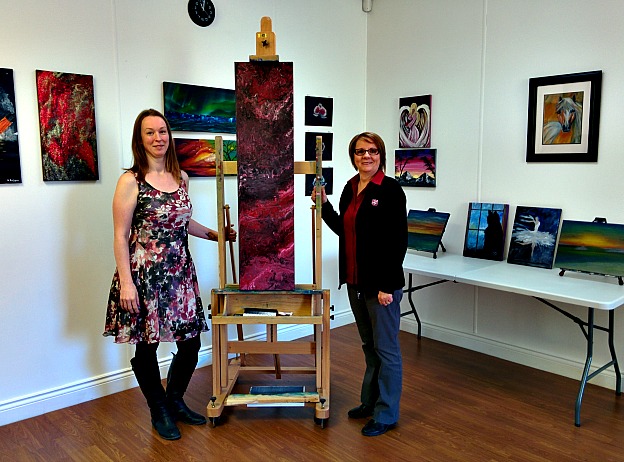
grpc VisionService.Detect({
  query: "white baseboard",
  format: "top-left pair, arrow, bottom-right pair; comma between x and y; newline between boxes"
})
400,317 -> 618,391
0,310 -> 355,427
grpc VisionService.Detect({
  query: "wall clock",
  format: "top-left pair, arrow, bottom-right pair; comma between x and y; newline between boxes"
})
188,0 -> 215,27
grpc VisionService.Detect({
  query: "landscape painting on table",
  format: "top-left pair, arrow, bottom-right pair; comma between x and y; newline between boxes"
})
399,95 -> 431,148
507,206 -> 562,269
395,148 -> 436,187
555,220 -> 624,279
0,68 -> 21,184
407,209 -> 450,256
463,202 -> 509,261
163,82 -> 236,133
174,138 -> 237,177
36,70 -> 99,181
236,61 -> 294,290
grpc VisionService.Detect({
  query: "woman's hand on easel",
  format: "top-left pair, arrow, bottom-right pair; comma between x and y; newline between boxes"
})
311,186 -> 327,204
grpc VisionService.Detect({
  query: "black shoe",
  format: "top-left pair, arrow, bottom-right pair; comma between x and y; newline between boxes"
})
151,406 -> 181,440
361,419 -> 396,437
347,404 -> 374,419
168,398 -> 207,425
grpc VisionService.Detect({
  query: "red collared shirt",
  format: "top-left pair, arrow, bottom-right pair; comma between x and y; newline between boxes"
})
343,169 -> 385,285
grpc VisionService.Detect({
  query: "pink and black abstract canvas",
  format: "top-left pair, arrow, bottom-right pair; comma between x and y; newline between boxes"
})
36,70 -> 99,181
235,62 -> 294,291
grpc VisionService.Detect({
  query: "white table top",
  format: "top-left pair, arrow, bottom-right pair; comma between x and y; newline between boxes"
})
403,251 -> 624,310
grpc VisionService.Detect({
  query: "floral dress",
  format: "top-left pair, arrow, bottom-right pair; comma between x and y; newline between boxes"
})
103,176 -> 208,344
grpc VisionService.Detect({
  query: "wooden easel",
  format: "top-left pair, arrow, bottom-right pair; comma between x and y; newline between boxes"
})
207,19 -> 330,427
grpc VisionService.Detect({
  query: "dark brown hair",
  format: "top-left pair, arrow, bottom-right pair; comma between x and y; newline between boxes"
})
347,131 -> 386,172
127,108 -> 180,181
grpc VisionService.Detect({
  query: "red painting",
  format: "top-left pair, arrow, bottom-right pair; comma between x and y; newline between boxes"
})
235,62 -> 294,291
174,138 -> 237,177
36,70 -> 99,181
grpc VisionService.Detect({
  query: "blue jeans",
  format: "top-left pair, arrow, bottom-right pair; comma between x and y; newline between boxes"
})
347,285 -> 403,424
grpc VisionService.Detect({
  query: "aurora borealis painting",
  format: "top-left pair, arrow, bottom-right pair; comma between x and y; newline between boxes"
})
236,61 -> 294,291
395,148 -> 436,187
555,220 -> 624,278
174,138 -> 237,177
0,68 -> 21,184
163,82 -> 235,133
407,209 -> 450,255
36,70 -> 99,181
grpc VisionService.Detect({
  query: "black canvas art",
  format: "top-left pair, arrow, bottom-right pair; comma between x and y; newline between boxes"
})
0,68 -> 21,184
507,206 -> 562,269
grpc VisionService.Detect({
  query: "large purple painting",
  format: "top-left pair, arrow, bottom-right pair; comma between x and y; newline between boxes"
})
235,62 -> 294,291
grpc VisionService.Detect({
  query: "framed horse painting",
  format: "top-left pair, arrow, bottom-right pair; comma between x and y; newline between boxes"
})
526,70 -> 602,163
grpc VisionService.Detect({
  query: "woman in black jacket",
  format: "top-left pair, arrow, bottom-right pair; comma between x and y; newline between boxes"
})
313,132 -> 407,436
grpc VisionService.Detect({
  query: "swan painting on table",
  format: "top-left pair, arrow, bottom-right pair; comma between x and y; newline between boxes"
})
507,206 -> 562,269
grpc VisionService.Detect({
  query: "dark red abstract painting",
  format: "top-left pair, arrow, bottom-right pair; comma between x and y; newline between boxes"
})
235,62 -> 294,291
36,70 -> 99,181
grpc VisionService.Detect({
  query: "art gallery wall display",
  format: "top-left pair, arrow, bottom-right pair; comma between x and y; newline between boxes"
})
304,131 -> 332,161
236,61 -> 294,291
406,209 -> 450,258
304,95 -> 333,127
463,202 -> 509,261
526,70 -> 602,162
0,68 -> 21,184
555,220 -> 624,283
36,70 -> 99,181
399,95 -> 431,148
507,206 -> 562,269
174,138 -> 237,177
304,167 -> 333,196
395,148 -> 436,187
163,81 -> 236,133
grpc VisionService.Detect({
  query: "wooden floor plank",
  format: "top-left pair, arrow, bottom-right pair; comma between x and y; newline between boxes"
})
1,324 -> 624,461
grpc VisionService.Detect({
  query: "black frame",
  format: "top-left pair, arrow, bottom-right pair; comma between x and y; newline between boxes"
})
526,70 -> 602,162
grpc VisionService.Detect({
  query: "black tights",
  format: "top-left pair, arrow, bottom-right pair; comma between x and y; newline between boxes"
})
134,335 -> 201,365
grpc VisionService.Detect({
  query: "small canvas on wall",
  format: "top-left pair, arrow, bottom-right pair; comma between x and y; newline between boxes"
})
174,138 -> 237,177
399,95 -> 431,148
0,68 -> 21,184
463,203 -> 509,261
304,96 -> 333,127
555,220 -> 624,279
163,82 -> 236,133
407,209 -> 450,257
507,206 -> 562,269
395,148 -> 436,187
305,132 -> 332,161
37,70 -> 99,181
305,167 -> 333,196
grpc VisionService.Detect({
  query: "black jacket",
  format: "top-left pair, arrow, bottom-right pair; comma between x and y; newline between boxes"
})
322,173 -> 407,296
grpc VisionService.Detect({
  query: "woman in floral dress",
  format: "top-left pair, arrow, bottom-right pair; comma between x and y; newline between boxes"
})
104,108 -> 236,440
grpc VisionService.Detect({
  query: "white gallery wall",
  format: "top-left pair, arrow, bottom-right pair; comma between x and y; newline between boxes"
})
0,0 -> 366,425
367,0 -> 624,388
2,0 -> 624,426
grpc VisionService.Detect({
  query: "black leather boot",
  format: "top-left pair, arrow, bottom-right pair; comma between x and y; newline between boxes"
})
131,357 -> 181,440
166,348 -> 207,426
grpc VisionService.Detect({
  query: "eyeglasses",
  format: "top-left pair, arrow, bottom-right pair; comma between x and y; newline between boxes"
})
354,148 -> 379,156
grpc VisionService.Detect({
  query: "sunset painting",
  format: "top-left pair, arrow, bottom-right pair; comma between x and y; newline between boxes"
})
407,209 -> 450,255
395,148 -> 436,187
555,220 -> 624,278
174,138 -> 237,177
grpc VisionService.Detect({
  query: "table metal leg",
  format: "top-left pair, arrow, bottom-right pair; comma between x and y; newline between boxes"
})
401,273 -> 449,339
575,308 -> 594,427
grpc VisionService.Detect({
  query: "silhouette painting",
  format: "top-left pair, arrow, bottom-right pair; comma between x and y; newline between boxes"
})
463,203 -> 509,261
395,148 -> 436,187
507,206 -> 562,269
